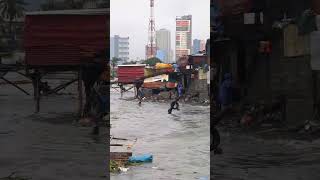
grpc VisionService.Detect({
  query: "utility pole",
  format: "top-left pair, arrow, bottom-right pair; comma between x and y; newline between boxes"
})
147,0 -> 156,58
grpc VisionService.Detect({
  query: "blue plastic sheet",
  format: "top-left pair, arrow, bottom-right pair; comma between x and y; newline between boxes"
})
128,154 -> 153,163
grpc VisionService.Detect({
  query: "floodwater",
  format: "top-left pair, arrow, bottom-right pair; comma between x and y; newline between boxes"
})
212,123 -> 320,180
0,72 -> 107,180
110,90 -> 210,180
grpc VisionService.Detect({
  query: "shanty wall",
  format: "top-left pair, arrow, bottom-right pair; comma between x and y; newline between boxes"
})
117,66 -> 145,84
24,14 -> 109,66
245,36 -> 314,127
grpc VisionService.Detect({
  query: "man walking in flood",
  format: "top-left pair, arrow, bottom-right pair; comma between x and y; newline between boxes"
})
211,73 -> 233,154
137,86 -> 144,106
168,81 -> 183,114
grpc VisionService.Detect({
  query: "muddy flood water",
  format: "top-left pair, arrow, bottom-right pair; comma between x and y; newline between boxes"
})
110,90 -> 210,180
212,124 -> 320,180
0,73 -> 107,180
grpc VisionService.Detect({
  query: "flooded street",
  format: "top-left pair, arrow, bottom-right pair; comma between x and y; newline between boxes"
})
110,90 -> 210,180
212,127 -> 320,180
0,73 -> 107,180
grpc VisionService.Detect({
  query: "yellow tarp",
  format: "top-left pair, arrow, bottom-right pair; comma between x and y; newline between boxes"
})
155,63 -> 173,69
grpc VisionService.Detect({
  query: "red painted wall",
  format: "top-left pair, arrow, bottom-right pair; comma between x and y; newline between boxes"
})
117,66 -> 145,84
24,14 -> 108,66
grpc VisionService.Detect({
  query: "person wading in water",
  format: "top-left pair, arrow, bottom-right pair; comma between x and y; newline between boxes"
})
211,73 -> 233,154
82,50 -> 108,135
168,81 -> 183,114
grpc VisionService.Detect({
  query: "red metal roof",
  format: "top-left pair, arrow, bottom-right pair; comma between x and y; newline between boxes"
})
117,65 -> 145,84
217,0 -> 252,16
24,12 -> 109,66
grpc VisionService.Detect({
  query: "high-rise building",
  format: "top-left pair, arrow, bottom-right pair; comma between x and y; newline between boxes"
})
200,40 -> 206,52
110,37 -> 115,59
175,15 -> 192,61
156,29 -> 171,63
192,39 -> 201,54
110,35 -> 129,64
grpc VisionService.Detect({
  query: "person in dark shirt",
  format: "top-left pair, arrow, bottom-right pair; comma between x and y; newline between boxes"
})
168,82 -> 183,114
218,73 -> 233,110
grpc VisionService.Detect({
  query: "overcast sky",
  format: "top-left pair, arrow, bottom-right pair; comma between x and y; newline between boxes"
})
111,0 -> 210,60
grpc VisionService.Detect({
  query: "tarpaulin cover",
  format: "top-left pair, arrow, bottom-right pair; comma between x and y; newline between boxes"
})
128,154 -> 153,163
24,14 -> 108,66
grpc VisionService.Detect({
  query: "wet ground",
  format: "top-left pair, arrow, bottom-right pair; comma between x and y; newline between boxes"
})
110,90 -> 210,180
212,121 -> 320,180
0,72 -> 107,180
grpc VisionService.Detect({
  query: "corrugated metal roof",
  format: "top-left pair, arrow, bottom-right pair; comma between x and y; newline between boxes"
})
24,13 -> 108,66
117,66 -> 145,84
25,8 -> 109,15
117,64 -> 146,67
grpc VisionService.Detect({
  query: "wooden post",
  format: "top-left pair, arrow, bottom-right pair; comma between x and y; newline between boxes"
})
78,68 -> 83,117
120,84 -> 123,98
134,85 -> 137,98
34,70 -> 40,113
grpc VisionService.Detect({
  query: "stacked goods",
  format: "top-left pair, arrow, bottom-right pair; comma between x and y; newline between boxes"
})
142,82 -> 166,89
144,68 -> 155,77
165,82 -> 177,89
155,63 -> 174,74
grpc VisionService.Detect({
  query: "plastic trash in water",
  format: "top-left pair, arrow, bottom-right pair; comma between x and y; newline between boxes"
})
119,167 -> 129,172
128,154 -> 153,163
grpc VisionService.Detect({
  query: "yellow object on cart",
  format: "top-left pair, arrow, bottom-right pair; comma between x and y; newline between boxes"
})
155,63 -> 173,69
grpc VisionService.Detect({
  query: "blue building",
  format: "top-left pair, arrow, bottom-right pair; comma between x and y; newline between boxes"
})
193,39 -> 201,54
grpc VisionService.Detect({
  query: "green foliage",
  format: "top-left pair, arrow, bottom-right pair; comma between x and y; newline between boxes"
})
0,0 -> 27,20
110,160 -> 121,173
123,61 -> 137,65
143,57 -> 162,66
111,57 -> 121,67
0,0 -> 27,36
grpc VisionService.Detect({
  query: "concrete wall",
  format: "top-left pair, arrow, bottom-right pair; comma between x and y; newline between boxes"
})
246,38 -> 314,127
188,79 -> 209,101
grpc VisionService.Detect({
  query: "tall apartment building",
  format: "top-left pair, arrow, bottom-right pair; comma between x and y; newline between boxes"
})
193,39 -> 206,54
175,15 -> 192,61
156,28 -> 172,63
200,40 -> 206,52
110,35 -> 129,64
193,39 -> 201,54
